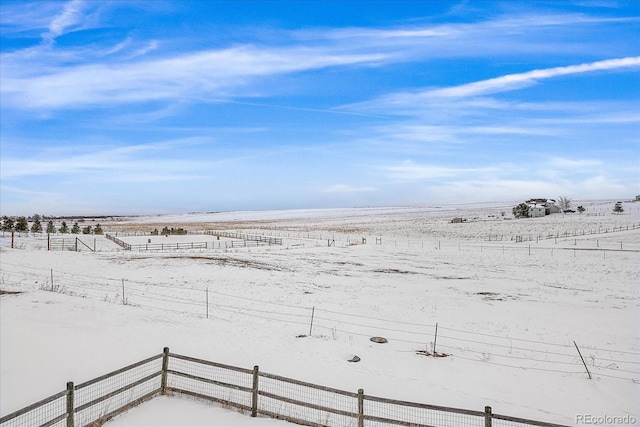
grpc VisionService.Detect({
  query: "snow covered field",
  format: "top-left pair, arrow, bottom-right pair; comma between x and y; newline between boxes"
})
1,200 -> 639,426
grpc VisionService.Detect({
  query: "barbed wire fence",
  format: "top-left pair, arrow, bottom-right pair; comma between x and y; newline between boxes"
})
1,263 -> 638,384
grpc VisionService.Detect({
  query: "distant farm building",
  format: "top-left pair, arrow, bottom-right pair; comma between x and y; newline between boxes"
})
451,217 -> 465,223
528,204 -> 546,218
525,198 -> 561,217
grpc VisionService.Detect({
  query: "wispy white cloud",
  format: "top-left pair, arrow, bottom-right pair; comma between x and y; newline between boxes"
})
321,184 -> 377,193
127,40 -> 159,59
1,46 -> 387,110
0,137 -> 222,180
299,12 -> 638,49
4,6 -> 638,112
426,57 -> 640,98
0,2 -> 64,33
41,0 -> 87,43
547,157 -> 602,169
383,160 -> 499,182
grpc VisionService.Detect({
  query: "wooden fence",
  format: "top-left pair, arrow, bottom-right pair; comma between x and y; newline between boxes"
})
0,347 -> 570,427
105,233 -> 131,250
104,232 -> 282,252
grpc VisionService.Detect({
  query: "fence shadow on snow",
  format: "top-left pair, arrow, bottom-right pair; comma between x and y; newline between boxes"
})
0,347 -> 569,427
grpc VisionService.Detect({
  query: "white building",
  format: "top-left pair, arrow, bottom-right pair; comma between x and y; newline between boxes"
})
525,198 -> 561,215
528,204 -> 546,218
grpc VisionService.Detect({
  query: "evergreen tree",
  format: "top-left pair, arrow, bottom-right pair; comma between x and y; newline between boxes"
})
82,225 -> 92,234
59,221 -> 69,234
46,220 -> 56,234
71,222 -> 81,234
2,216 -> 14,232
94,223 -> 103,235
31,216 -> 43,234
577,206 -> 586,214
613,202 -> 624,214
512,203 -> 530,219
15,217 -> 28,232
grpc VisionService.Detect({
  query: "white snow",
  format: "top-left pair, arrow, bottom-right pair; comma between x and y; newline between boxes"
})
1,200 -> 639,426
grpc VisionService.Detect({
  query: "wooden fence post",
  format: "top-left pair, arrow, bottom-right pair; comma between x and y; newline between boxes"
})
309,306 -> 315,336
574,341 -> 592,379
161,347 -> 170,394
66,381 -> 74,427
433,323 -> 438,355
251,366 -> 259,417
358,389 -> 364,427
484,406 -> 492,427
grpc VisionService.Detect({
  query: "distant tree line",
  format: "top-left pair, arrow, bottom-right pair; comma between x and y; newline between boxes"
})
151,227 -> 188,236
1,214 -> 103,235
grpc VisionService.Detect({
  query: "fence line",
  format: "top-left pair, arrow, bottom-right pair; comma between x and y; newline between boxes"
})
487,222 -> 640,243
105,233 -> 131,250
3,260 -> 639,365
1,264 -> 638,382
205,230 -> 282,245
6,229 -> 640,253
0,348 -> 572,427
103,233 -> 281,252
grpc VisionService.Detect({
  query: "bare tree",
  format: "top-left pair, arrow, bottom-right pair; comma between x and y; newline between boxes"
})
558,196 -> 572,212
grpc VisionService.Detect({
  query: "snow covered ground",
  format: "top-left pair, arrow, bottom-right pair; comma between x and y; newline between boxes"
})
1,200 -> 639,426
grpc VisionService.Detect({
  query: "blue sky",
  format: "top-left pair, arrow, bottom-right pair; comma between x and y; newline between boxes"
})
1,1 -> 639,216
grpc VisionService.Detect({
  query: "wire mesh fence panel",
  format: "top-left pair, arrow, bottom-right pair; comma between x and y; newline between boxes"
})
73,354 -> 163,426
494,419 -> 538,427
49,238 -> 77,251
257,373 -> 359,427
492,414 -> 570,427
363,396 -> 485,427
0,390 -> 67,427
167,354 -> 254,411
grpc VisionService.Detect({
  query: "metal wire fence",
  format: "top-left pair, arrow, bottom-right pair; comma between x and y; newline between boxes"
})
0,390 -> 67,427
257,372 -> 359,426
73,353 -> 163,426
1,348 -> 570,427
0,353 -> 163,427
363,395 -> 486,427
165,353 -> 254,412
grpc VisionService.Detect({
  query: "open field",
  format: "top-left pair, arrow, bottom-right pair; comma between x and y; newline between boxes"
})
1,199 -> 639,425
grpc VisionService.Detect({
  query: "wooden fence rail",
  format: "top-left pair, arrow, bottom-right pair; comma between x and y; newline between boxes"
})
0,347 -> 570,427
105,233 -> 131,250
